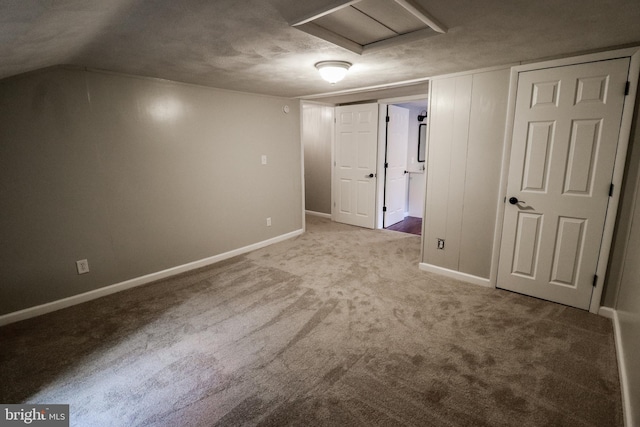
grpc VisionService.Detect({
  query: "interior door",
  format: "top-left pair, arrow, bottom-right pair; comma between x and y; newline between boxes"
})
385,105 -> 409,227
333,103 -> 378,229
497,58 -> 630,310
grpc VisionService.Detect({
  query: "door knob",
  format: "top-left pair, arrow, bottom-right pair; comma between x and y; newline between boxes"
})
366,173 -> 374,178
508,197 -> 524,205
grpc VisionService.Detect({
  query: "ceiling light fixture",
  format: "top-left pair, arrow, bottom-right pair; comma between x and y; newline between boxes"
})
315,61 -> 352,84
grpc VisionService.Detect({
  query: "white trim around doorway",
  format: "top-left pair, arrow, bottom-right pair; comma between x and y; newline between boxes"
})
376,94 -> 429,229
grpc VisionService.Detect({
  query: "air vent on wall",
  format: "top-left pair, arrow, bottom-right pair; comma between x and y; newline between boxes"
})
292,0 -> 447,55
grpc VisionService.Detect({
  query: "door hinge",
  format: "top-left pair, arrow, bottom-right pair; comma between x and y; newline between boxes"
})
609,183 -> 614,197
383,206 -> 387,212
385,116 -> 390,122
625,81 -> 630,96
384,162 -> 389,168
593,274 -> 598,287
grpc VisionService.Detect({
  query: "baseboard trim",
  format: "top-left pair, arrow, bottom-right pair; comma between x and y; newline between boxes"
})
305,210 -> 331,218
418,263 -> 492,288
0,229 -> 304,327
598,306 -> 615,319
601,307 -> 633,427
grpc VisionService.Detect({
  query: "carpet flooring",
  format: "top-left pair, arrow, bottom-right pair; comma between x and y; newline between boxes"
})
0,215 -> 623,426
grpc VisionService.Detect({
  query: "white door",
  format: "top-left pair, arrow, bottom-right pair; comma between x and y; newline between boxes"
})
384,105 -> 409,227
333,103 -> 378,229
497,58 -> 630,310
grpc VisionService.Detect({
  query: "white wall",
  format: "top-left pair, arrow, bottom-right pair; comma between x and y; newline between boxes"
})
406,105 -> 427,218
408,172 -> 426,218
422,68 -> 510,279
0,66 -> 302,316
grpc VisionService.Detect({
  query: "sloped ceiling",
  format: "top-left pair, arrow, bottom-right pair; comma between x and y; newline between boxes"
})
1,0 -> 639,98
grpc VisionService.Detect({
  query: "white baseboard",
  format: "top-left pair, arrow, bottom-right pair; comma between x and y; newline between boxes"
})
0,229 -> 304,327
599,307 -> 633,427
305,210 -> 331,219
598,306 -> 615,319
418,263 -> 492,288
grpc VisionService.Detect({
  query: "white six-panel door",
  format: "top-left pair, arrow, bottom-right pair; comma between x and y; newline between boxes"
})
333,103 -> 378,229
385,105 -> 409,227
497,58 -> 630,310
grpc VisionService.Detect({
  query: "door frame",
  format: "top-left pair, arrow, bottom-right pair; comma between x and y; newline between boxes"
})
376,94 -> 429,229
489,47 -> 640,313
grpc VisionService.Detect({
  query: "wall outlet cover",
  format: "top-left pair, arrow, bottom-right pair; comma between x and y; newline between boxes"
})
76,259 -> 90,274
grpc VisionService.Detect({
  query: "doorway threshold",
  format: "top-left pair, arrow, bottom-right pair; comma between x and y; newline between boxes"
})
385,216 -> 422,236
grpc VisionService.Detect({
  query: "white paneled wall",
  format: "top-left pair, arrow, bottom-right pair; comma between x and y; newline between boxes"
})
422,68 -> 510,279
423,74 -> 473,271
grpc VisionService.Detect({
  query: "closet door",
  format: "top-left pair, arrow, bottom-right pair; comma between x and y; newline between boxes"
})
497,58 -> 629,310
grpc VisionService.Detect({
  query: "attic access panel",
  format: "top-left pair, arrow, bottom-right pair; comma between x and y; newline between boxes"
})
292,0 -> 447,55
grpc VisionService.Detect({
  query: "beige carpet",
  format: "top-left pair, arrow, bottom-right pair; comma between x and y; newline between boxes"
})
0,215 -> 623,426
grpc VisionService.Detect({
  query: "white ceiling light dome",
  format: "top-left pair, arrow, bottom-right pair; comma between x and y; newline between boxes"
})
315,61 -> 352,84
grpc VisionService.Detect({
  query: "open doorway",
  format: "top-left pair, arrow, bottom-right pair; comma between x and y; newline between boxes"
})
380,99 -> 428,236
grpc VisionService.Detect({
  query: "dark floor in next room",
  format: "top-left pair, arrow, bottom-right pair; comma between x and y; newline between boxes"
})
385,216 -> 422,236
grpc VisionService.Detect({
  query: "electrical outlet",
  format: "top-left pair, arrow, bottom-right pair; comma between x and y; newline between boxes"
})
261,155 -> 267,165
76,259 -> 90,274
266,217 -> 272,227
437,239 -> 445,250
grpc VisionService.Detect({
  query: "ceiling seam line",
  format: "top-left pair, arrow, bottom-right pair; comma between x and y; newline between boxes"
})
350,5 -> 401,36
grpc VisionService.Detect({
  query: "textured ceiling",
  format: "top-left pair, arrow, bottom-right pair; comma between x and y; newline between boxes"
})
1,0 -> 640,99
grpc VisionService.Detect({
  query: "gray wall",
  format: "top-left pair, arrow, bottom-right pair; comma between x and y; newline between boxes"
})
0,66 -> 302,316
302,102 -> 333,214
602,93 -> 640,425
423,68 -> 510,279
611,148 -> 640,425
604,97 -> 640,307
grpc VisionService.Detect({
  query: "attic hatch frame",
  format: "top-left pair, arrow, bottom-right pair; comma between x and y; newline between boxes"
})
291,0 -> 447,55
